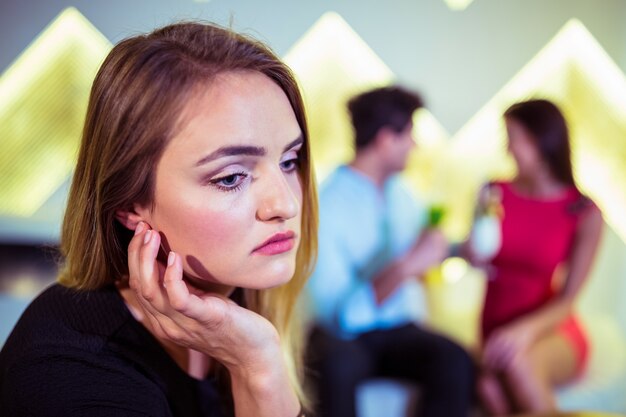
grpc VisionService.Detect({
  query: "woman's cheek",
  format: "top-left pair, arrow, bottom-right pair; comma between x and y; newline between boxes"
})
182,201 -> 252,255
154,187 -> 241,249
172,203 -> 254,283
289,174 -> 304,207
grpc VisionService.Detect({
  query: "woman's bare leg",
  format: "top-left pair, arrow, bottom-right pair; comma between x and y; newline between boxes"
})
503,332 -> 577,412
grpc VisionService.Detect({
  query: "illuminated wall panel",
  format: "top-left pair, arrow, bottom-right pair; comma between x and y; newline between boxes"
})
0,8 -> 111,218
284,12 -> 450,184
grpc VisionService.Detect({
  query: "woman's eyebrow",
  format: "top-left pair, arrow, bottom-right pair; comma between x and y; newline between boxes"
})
195,134 -> 304,167
283,135 -> 304,152
195,145 -> 266,166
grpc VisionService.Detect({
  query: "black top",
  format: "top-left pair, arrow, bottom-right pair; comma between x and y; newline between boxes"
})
0,284 -> 226,417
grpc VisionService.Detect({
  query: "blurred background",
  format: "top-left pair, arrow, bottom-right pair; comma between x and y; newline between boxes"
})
1,0 -> 626,415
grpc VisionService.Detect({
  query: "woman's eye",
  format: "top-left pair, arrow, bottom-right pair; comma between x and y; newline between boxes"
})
280,158 -> 299,172
210,172 -> 247,191
220,175 -> 239,186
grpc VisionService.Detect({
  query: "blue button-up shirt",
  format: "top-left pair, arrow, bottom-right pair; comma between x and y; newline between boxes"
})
307,165 -> 429,338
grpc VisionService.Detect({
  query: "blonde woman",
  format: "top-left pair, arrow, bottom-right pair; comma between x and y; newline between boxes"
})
0,22 -> 317,417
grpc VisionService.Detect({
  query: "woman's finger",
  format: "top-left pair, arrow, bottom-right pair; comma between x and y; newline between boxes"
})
163,252 -> 229,326
129,226 -> 183,324
484,336 -> 505,370
498,335 -> 520,370
143,307 -> 189,345
497,338 -> 513,370
128,222 -> 148,293
482,336 -> 496,362
137,229 -> 163,302
163,251 -> 190,312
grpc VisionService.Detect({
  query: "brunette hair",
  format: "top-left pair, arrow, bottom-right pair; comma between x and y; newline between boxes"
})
347,86 -> 423,150
504,99 -> 575,186
58,22 -> 317,409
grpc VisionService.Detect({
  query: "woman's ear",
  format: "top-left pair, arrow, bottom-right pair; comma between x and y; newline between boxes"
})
115,206 -> 151,232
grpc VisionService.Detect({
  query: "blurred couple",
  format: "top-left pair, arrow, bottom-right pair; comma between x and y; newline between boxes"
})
305,87 -> 602,417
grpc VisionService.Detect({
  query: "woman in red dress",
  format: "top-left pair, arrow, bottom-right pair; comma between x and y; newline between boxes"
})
470,99 -> 603,415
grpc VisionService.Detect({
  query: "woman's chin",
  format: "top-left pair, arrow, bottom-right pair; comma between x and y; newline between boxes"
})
242,262 -> 296,290
184,258 -> 296,291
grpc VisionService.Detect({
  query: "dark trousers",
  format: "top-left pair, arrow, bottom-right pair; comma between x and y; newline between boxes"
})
305,323 -> 475,417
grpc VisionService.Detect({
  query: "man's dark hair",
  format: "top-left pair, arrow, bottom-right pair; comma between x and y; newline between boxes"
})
347,86 -> 424,150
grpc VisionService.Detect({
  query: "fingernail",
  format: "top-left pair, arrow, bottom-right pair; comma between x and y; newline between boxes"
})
134,222 -> 144,236
168,251 -> 175,266
143,230 -> 152,244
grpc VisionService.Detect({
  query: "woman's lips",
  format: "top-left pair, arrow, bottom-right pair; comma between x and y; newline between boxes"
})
253,231 -> 296,255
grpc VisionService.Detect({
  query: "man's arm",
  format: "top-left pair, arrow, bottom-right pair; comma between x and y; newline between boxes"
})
371,228 -> 448,304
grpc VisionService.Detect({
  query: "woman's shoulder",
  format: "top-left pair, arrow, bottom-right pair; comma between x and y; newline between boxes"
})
0,284 -> 174,416
0,339 -> 171,416
9,284 -> 130,341
0,284 -> 135,380
567,191 -> 600,219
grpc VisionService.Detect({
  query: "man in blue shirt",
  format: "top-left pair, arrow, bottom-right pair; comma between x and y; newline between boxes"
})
305,86 -> 474,417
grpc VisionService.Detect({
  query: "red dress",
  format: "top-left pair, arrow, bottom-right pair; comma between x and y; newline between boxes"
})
481,181 -> 593,372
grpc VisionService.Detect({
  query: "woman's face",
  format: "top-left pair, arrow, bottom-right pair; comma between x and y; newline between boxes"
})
505,117 -> 543,179
138,71 -> 304,291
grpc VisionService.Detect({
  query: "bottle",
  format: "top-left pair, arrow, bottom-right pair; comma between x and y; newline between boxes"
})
424,204 -> 446,285
469,185 -> 503,265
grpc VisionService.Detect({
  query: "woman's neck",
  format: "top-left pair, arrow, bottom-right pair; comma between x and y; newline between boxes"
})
514,173 -> 567,198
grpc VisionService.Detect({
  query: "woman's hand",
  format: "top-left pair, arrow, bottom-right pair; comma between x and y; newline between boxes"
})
482,319 -> 538,371
128,222 -> 280,374
127,222 -> 300,416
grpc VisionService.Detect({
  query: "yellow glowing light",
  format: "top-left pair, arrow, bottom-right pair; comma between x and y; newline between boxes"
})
284,11 -> 450,186
447,19 -> 626,243
443,0 -> 475,11
0,7 -> 111,217
441,257 -> 470,284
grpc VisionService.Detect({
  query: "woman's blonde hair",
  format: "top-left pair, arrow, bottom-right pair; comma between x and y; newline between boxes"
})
58,22 -> 317,410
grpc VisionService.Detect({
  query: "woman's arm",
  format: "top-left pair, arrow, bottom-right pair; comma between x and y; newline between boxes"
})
514,204 -> 603,340
128,223 -> 301,417
229,360 -> 301,417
